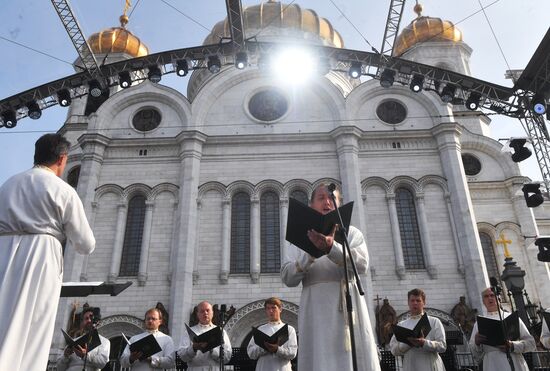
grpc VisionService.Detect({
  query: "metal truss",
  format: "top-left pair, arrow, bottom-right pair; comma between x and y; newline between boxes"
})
379,0 -> 406,65
225,0 -> 246,49
50,0 -> 102,79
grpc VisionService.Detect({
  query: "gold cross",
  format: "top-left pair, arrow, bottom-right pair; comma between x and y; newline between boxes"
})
495,232 -> 512,258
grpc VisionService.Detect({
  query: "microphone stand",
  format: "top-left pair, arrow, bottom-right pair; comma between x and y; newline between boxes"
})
218,304 -> 227,371
491,282 -> 515,371
82,327 -> 95,371
328,187 -> 363,371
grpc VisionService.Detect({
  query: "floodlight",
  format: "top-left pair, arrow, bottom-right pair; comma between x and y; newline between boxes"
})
509,138 -> 532,162
532,93 -> 547,115
440,84 -> 457,103
235,52 -> 247,70
410,74 -> 424,92
88,79 -> 103,98
26,101 -> 42,120
348,61 -> 362,79
1,110 -> 17,128
380,69 -> 395,88
176,60 -> 189,76
147,65 -> 162,83
466,92 -> 482,110
118,71 -> 132,88
57,89 -> 71,107
522,183 -> 544,208
534,237 -> 550,262
207,56 -> 221,74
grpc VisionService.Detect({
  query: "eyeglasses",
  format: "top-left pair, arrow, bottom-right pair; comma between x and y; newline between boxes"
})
145,317 -> 160,321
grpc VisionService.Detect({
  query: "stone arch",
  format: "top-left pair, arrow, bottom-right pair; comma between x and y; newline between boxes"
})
418,175 -> 448,193
362,177 -> 390,194
227,181 -> 255,198
283,179 -> 312,199
477,222 -> 497,237
198,181 -> 228,201
94,184 -> 124,203
396,308 -> 460,332
311,178 -> 340,191
96,314 -> 144,339
224,299 -> 299,347
388,176 -> 421,194
255,180 -> 284,199
150,182 -> 179,201
123,183 -> 153,202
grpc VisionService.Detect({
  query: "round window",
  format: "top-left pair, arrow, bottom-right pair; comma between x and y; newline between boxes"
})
132,108 -> 161,132
376,100 -> 407,124
462,154 -> 482,176
248,90 -> 288,122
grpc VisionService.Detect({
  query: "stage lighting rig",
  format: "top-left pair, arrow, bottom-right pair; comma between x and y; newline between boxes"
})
534,237 -> 550,262
1,110 -> 17,128
118,71 -> 132,88
235,52 -> 247,70
26,101 -> 41,120
348,61 -> 362,79
508,138 -> 532,162
147,65 -> 162,83
466,92 -> 482,110
176,60 -> 189,76
208,56 -> 221,74
440,84 -> 457,103
380,69 -> 395,88
522,182 -> 544,208
57,89 -> 71,107
531,92 -> 547,115
88,79 -> 103,98
410,74 -> 424,92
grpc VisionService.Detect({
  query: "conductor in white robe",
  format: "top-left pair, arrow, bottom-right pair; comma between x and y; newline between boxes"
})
56,307 -> 110,371
0,133 -> 95,371
469,288 -> 536,371
542,310 -> 550,349
120,307 -> 175,370
247,297 -> 298,371
177,301 -> 232,370
390,288 -> 447,371
281,183 -> 381,371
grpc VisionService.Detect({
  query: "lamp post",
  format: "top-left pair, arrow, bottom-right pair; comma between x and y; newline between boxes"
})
501,254 -> 530,326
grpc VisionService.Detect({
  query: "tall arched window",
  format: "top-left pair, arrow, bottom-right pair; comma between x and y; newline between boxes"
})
231,192 -> 250,273
67,166 -> 81,189
479,232 -> 501,282
395,188 -> 425,269
290,189 -> 309,205
261,191 -> 280,273
119,195 -> 146,276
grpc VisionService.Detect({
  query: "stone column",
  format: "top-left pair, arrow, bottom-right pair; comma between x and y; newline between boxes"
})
250,196 -> 261,283
137,200 -> 154,286
168,201 -> 179,283
432,123 -> 488,311
445,192 -> 465,276
170,131 -> 206,339
193,200 -> 202,284
280,197 -> 289,266
386,193 -> 407,279
108,202 -> 128,282
415,193 -> 437,278
220,198 -> 231,283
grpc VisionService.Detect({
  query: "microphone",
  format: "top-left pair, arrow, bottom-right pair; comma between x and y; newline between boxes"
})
220,304 -> 227,313
327,183 -> 336,193
489,276 -> 502,295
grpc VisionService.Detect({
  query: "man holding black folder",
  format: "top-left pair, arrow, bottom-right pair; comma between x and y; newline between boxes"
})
56,307 -> 110,371
389,288 -> 447,371
177,301 -> 232,370
247,297 -> 297,370
120,307 -> 175,370
281,183 -> 381,371
469,288 -> 535,371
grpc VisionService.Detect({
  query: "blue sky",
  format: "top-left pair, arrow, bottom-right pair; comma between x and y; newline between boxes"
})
0,0 -> 548,184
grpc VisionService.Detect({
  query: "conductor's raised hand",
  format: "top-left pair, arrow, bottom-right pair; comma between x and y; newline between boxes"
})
307,224 -> 338,254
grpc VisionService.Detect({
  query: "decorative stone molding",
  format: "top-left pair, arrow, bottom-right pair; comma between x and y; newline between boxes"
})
396,266 -> 406,280
219,271 -> 229,284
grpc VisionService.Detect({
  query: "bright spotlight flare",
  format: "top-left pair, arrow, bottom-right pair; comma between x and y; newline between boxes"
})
269,47 -> 320,85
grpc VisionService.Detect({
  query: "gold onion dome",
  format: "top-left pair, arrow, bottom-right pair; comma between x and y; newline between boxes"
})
393,3 -> 463,57
87,15 -> 149,57
203,0 -> 344,48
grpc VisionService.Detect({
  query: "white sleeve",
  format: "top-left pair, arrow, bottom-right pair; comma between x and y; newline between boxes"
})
276,326 -> 298,361
86,338 -> 110,368
281,243 -> 315,287
151,335 -> 175,368
511,318 -> 536,354
62,188 -> 95,255
422,318 -> 446,353
326,227 -> 369,274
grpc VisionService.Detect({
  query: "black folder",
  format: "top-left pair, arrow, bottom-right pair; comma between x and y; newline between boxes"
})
543,311 -> 550,332
285,198 -> 354,258
61,328 -> 101,352
476,311 -> 520,346
185,324 -> 222,353
122,332 -> 162,359
392,313 -> 432,347
252,324 -> 289,351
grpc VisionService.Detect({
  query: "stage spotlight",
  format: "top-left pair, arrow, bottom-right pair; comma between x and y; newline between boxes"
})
348,61 -> 362,79
88,79 -> 103,98
207,56 -> 221,74
1,110 -> 17,128
410,74 -> 424,92
176,60 -> 188,76
534,237 -> 550,262
509,138 -> 532,162
57,89 -> 71,107
522,183 -> 544,208
118,71 -> 132,88
380,69 -> 395,88
148,65 -> 162,83
466,92 -> 482,110
26,101 -> 41,120
440,84 -> 457,103
235,52 -> 247,70
532,93 -> 547,115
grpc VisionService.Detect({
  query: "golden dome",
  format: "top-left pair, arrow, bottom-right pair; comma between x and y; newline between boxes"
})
393,3 -> 462,57
87,15 -> 149,58
203,0 -> 344,48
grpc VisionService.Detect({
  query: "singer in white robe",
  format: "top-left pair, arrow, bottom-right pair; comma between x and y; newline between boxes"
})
0,134 -> 95,371
56,334 -> 110,371
390,314 -> 447,371
469,288 -> 536,371
177,301 -> 232,371
541,311 -> 550,349
281,184 -> 381,371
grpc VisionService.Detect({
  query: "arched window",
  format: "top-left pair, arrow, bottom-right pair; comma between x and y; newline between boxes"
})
231,192 -> 250,273
67,166 -> 81,189
395,188 -> 425,269
261,191 -> 280,273
119,195 -> 146,276
290,189 -> 309,205
479,232 -> 501,282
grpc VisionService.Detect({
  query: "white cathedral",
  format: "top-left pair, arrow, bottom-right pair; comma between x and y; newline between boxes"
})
50,0 -> 550,364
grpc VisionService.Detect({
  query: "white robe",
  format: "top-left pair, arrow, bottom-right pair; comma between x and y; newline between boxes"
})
56,334 -> 110,371
177,323 -> 232,371
246,321 -> 298,371
469,311 -> 536,371
120,330 -> 175,370
281,226 -> 381,371
389,314 -> 447,371
0,167 -> 95,371
541,311 -> 550,349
